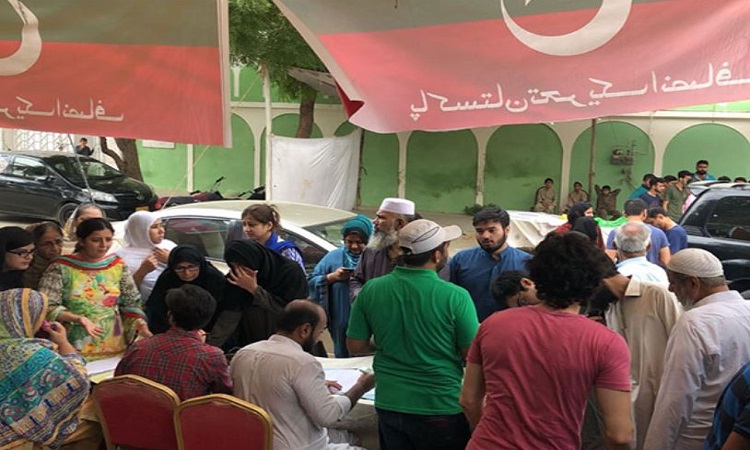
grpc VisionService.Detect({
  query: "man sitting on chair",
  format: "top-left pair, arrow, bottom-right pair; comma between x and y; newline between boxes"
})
230,300 -> 375,450
115,284 -> 232,400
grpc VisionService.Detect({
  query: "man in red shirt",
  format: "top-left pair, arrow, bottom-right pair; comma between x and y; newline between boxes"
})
460,233 -> 633,450
115,284 -> 232,400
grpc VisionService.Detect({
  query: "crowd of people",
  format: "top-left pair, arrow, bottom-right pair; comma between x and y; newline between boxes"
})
535,159 -> 747,220
2,187 -> 750,450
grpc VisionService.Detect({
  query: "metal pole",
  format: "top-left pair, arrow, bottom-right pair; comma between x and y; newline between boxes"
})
588,118 -> 597,196
262,63 -> 273,200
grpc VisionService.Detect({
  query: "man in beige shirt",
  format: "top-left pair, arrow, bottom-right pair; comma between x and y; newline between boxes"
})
598,260 -> 683,449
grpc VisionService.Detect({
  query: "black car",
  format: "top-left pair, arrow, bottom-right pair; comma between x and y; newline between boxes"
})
0,151 -> 156,223
679,182 -> 750,294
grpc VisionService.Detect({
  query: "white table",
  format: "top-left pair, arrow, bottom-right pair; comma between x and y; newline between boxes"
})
319,356 -> 378,450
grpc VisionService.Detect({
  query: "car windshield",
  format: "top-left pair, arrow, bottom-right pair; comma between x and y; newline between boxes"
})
45,156 -> 123,183
304,218 -> 355,248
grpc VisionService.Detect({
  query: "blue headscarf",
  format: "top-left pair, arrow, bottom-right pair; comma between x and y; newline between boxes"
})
341,215 -> 374,269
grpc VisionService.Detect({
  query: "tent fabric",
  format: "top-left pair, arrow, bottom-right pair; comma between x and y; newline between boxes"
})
274,0 -> 750,133
270,129 -> 361,210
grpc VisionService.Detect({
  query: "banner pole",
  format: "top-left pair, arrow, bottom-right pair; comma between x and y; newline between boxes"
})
588,118 -> 597,196
262,63 -> 273,200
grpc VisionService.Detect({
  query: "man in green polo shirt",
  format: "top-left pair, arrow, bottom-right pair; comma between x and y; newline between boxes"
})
347,219 -> 479,450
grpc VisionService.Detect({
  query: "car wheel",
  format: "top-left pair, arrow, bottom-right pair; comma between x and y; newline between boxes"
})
57,203 -> 78,225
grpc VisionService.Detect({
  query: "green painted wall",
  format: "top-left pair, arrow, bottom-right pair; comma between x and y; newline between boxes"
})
570,121 -> 655,210
138,143 -> 189,192
663,124 -> 750,179
406,130 -> 477,213
484,124 -> 563,211
335,122 -> 399,208
192,114 -> 255,195
259,113 -> 323,182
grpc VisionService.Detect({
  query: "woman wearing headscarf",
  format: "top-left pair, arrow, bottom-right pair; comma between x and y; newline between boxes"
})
38,218 -> 151,361
0,289 -> 91,449
146,245 -> 226,335
0,226 -> 35,291
308,214 -> 373,358
209,240 -> 307,349
23,222 -> 65,290
554,201 -> 605,248
116,211 -> 176,300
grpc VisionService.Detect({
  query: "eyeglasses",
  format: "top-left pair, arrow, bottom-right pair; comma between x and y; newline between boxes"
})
174,265 -> 199,273
7,249 -> 35,258
38,239 -> 64,248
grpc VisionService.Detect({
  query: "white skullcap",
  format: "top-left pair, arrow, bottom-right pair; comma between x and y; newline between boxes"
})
667,248 -> 724,278
399,219 -> 462,254
379,197 -> 415,215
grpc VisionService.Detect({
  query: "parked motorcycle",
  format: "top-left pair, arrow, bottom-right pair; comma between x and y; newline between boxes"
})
153,178 -> 266,210
153,177 -> 226,210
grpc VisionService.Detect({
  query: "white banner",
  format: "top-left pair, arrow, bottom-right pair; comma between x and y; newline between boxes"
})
270,129 -> 361,210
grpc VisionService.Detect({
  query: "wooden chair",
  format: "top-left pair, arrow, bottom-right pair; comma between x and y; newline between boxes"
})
174,394 -> 272,450
92,374 -> 180,450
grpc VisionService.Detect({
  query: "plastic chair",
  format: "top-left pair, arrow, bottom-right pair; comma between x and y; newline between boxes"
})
92,374 -> 180,450
175,394 -> 272,450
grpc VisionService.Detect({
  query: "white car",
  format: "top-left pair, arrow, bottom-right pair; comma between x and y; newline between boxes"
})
151,200 -> 357,273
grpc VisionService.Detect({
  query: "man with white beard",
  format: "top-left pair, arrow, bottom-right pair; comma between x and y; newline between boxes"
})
349,197 -> 416,300
644,249 -> 750,450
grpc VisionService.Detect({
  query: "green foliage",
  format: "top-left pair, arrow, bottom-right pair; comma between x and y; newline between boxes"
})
229,0 -> 325,102
463,203 -> 499,216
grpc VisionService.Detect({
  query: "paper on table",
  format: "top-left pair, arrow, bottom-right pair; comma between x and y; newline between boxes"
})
325,368 -> 375,399
85,356 -> 121,376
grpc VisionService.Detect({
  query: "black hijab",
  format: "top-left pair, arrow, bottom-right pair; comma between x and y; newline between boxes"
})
218,240 -> 307,348
573,217 -> 599,244
0,227 -> 34,291
146,245 -> 226,334
223,240 -> 307,308
567,202 -> 593,225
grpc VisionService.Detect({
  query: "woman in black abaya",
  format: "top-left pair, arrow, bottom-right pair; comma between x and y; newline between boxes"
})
210,240 -> 307,349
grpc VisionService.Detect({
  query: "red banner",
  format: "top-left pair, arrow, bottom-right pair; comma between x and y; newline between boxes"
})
275,0 -> 750,133
0,0 -> 230,146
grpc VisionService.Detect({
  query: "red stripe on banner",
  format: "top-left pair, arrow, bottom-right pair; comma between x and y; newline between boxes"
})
0,42 -> 226,146
315,0 -> 750,133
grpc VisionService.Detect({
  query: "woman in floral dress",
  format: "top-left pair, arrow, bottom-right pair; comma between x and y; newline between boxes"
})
39,217 -> 151,360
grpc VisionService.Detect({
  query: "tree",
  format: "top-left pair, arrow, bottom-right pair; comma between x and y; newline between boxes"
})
229,0 -> 327,138
99,137 -> 143,181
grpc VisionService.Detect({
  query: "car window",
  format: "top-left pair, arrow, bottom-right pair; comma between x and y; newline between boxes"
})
303,219 -> 351,248
9,156 -> 48,180
45,156 -> 123,182
705,196 -> 750,242
278,229 -> 326,273
163,217 -> 232,260
225,219 -> 326,273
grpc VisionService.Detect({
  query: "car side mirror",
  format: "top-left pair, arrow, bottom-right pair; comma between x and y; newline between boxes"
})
34,175 -> 55,183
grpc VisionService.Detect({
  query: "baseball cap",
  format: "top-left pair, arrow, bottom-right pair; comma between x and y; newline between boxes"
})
398,219 -> 463,254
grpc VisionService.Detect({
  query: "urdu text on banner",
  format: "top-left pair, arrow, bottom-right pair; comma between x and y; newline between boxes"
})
0,0 -> 231,147
273,0 -> 750,133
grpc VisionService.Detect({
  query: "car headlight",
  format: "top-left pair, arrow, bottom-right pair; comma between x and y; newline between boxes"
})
84,189 -> 117,203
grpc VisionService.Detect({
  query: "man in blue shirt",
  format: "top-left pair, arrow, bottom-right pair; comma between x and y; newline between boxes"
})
647,206 -> 688,255
693,159 -> 717,181
629,173 -> 655,199
705,360 -> 750,450
638,177 -> 665,209
449,207 -> 531,321
606,199 -> 671,267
